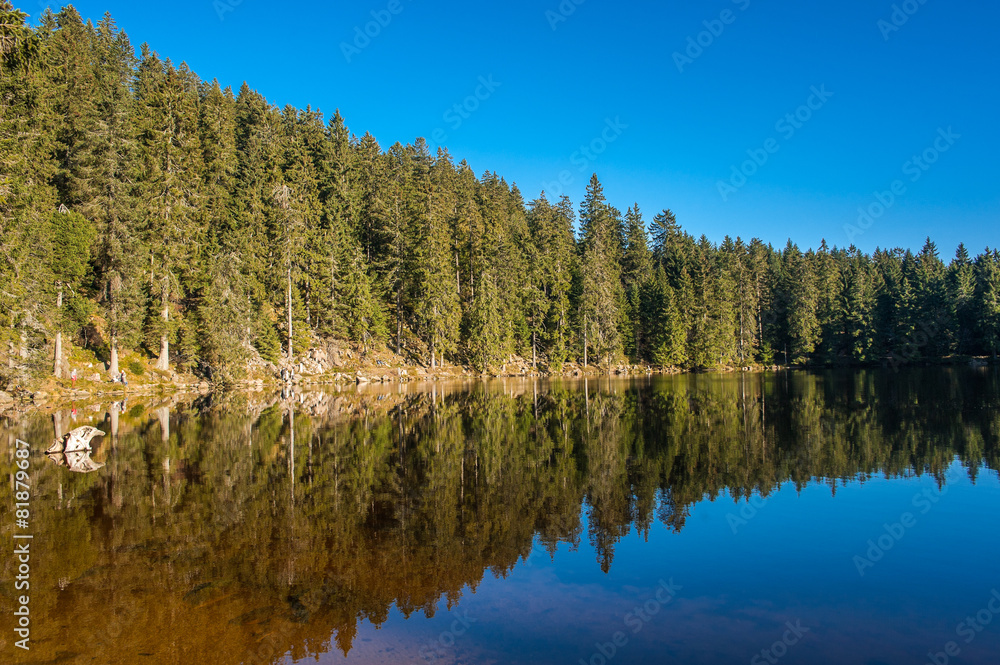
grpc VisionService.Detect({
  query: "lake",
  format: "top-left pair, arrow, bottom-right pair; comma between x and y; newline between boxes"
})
2,369 -> 999,664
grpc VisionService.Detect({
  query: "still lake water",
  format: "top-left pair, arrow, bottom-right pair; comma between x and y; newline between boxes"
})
2,369 -> 1000,665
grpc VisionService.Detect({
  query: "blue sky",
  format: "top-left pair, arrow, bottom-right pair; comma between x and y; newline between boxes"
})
30,0 -> 999,256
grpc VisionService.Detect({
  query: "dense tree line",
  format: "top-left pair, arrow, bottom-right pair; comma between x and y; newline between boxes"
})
2,5 -> 999,383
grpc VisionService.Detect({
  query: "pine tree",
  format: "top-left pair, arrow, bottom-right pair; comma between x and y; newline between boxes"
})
525,195 -> 554,369
784,243 -> 820,364
649,266 -> 687,367
135,48 -> 203,370
650,208 -> 687,282
200,252 -> 252,381
271,115 -> 316,364
913,238 -> 948,356
382,142 -> 412,355
578,175 -> 624,367
0,1 -> 50,375
948,243 -> 976,354
417,149 -> 461,367
621,205 -> 652,360
87,14 -> 144,376
468,171 -> 517,367
813,240 -> 842,362
974,249 -> 1000,358
47,209 -> 96,376
842,248 -> 877,361
233,83 -> 282,362
527,193 -> 575,368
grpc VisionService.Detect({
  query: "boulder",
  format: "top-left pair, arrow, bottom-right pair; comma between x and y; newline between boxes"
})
0,391 -> 12,403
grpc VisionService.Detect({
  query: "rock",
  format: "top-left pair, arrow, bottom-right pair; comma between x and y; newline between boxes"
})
0,391 -> 12,403
198,381 -> 210,391
90,374 -> 102,382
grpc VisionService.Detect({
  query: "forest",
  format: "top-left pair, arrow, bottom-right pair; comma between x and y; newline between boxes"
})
2,4 -> 999,384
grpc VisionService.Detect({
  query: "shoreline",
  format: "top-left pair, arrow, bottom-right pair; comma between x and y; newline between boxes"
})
2,356 -> 995,417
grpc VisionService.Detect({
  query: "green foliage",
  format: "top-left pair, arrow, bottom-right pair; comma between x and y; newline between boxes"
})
1,7 -> 998,380
127,360 -> 144,375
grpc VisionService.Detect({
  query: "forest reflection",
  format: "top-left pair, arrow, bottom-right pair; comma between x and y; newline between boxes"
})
2,369 -> 999,665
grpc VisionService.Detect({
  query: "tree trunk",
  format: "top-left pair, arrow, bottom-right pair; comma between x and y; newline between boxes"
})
54,287 -> 63,378
396,289 -> 402,355
330,253 -> 337,331
431,306 -> 438,369
110,338 -> 120,377
157,406 -> 170,443
583,318 -> 588,368
289,404 -> 296,500
286,265 -> 293,363
738,304 -> 745,364
54,331 -> 62,378
156,280 -> 169,370
532,331 -> 537,369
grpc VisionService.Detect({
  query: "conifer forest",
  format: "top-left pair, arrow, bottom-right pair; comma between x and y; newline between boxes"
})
2,4 -> 999,385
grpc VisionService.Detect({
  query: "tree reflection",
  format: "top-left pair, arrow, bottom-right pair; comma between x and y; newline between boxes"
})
1,368 -> 998,664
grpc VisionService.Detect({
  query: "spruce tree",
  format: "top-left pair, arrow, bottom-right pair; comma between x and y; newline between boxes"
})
47,209 -> 95,376
621,205 -> 652,360
135,49 -> 203,370
578,175 -> 624,367
948,243 -> 976,354
974,249 -> 1000,358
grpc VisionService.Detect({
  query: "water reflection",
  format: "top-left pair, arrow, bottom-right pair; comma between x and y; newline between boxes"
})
1,369 -> 999,664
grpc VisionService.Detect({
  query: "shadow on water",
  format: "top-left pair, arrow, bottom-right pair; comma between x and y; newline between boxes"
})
1,368 -> 999,664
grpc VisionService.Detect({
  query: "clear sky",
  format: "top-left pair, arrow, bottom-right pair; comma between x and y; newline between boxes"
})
28,0 -> 999,256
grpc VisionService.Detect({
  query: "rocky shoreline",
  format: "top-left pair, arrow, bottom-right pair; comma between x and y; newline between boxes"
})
4,338 -> 992,416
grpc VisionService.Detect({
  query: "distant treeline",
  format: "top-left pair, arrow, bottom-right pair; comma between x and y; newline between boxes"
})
1,5 -> 998,382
